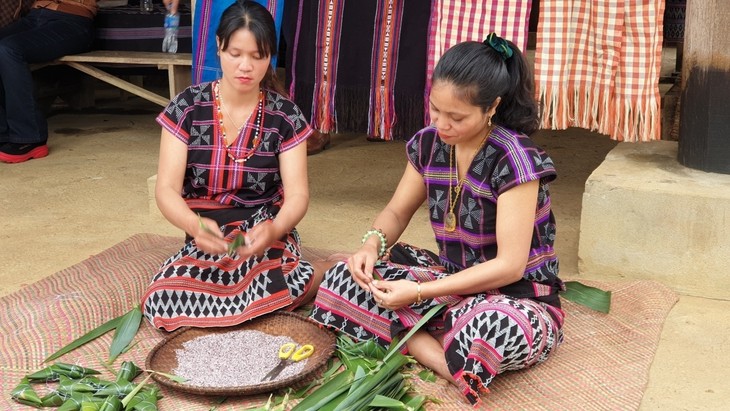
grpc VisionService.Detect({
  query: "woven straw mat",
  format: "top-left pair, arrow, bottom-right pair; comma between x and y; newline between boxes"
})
0,234 -> 678,410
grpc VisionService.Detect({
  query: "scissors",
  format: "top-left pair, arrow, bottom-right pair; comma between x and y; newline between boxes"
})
261,342 -> 314,381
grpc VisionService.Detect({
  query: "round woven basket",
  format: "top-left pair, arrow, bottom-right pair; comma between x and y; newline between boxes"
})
145,311 -> 336,396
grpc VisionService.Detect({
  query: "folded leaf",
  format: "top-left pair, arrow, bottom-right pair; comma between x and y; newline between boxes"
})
80,400 -> 101,411
93,379 -> 135,397
98,395 -> 122,411
26,366 -> 60,382
53,362 -> 102,379
116,361 -> 142,382
109,306 -> 142,363
41,390 -> 70,407
10,377 -> 42,407
121,373 -> 153,408
561,281 -> 612,313
58,393 -> 104,411
58,375 -> 103,394
44,314 -> 122,363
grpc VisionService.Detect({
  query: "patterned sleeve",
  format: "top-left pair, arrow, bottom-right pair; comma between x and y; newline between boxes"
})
276,94 -> 313,152
490,134 -> 557,194
406,127 -> 437,174
155,85 -> 199,145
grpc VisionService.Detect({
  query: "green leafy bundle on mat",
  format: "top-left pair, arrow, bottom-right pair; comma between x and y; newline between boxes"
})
10,360 -> 162,410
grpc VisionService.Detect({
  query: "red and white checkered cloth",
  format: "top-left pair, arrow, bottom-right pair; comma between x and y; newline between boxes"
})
535,0 -> 665,142
425,0 -> 533,123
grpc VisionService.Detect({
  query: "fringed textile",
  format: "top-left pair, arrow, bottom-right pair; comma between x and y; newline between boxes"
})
425,0 -> 533,123
285,0 -> 430,140
193,0 -> 284,84
310,0 -> 345,133
366,0 -> 404,140
535,0 -> 665,142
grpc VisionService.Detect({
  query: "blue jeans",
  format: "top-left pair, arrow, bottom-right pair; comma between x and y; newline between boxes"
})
0,9 -> 93,144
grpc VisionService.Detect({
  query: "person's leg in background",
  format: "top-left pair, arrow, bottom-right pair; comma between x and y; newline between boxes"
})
0,8 -> 93,163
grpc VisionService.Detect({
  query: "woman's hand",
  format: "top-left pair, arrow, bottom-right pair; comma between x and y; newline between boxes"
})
233,220 -> 277,260
346,244 -> 381,292
369,279 -> 419,310
193,216 -> 228,255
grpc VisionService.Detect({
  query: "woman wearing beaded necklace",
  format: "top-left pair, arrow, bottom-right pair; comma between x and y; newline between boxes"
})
142,1 -> 325,331
309,34 -> 565,406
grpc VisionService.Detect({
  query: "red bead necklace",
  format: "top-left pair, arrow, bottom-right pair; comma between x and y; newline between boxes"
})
214,80 -> 264,164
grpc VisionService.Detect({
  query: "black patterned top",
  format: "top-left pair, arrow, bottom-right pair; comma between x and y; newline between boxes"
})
407,125 -> 564,302
157,82 -> 312,213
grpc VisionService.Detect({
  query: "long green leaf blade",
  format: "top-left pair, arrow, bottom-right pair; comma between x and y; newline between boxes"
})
290,369 -> 354,411
383,304 -> 446,363
120,373 -> 153,408
44,315 -> 122,363
561,281 -> 611,313
109,306 -> 142,363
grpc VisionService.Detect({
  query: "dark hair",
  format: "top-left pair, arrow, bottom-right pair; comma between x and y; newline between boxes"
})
217,0 -> 286,95
432,39 -> 539,135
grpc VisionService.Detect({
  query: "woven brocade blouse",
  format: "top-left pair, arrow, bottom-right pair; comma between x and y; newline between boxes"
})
406,126 -> 564,303
157,82 -> 313,213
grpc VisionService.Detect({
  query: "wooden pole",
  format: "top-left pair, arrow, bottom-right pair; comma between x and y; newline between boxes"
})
677,0 -> 730,173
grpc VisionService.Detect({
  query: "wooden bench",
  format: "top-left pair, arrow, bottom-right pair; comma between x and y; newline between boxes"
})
55,50 -> 193,107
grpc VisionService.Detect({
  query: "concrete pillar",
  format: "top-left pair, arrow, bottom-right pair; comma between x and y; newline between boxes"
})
578,142 -> 730,300
677,1 -> 730,173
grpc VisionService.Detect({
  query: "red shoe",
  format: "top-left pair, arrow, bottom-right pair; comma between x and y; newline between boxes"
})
0,142 -> 49,163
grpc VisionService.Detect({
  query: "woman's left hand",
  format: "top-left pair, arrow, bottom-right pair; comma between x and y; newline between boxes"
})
234,220 -> 277,260
369,279 -> 419,310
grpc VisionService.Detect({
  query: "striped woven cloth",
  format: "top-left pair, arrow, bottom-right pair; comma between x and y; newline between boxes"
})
287,0 -> 430,140
0,234 -> 678,410
535,0 -> 666,142
425,0 -> 534,123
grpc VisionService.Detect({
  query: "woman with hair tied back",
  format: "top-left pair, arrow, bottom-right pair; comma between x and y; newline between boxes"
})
142,1 -> 326,331
309,34 -> 565,406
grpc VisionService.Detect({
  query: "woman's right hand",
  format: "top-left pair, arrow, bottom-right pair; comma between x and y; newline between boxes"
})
193,216 -> 228,255
347,244 -> 380,292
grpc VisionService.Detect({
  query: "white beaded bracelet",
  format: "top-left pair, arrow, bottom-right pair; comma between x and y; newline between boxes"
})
362,228 -> 387,260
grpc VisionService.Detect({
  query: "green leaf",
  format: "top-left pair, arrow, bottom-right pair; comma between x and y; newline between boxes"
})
109,306 -> 142,363
44,315 -> 122,363
383,303 -> 446,363
121,373 -> 153,408
369,394 -> 407,409
10,377 -> 43,407
404,394 -> 427,410
561,281 -> 612,313
146,369 -> 187,383
290,369 -> 354,411
117,361 -> 142,382
228,233 -> 247,256
97,395 -> 122,411
417,369 -> 437,382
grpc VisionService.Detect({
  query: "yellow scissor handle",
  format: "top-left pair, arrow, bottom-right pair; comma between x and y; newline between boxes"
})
278,343 -> 314,361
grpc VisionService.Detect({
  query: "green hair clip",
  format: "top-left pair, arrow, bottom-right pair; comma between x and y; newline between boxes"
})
485,33 -> 513,60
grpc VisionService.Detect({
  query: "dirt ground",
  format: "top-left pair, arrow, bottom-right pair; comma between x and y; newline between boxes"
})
2,89 -> 729,409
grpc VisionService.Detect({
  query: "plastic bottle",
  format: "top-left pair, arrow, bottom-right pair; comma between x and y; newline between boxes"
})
162,7 -> 179,53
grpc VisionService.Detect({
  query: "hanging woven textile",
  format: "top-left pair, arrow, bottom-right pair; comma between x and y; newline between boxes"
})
534,0 -> 665,142
285,0 -> 430,139
193,0 -> 285,84
425,0 -> 534,123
